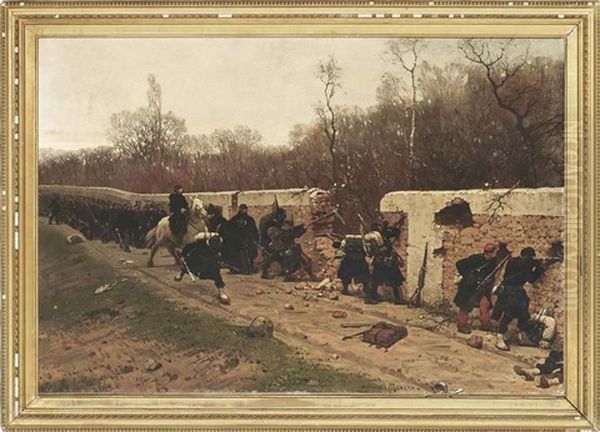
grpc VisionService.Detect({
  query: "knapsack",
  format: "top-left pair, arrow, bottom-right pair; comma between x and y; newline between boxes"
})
344,321 -> 408,351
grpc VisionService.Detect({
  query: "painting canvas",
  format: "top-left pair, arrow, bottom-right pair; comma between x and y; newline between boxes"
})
38,36 -> 565,395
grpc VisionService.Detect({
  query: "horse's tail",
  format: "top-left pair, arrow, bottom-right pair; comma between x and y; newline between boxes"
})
145,227 -> 157,248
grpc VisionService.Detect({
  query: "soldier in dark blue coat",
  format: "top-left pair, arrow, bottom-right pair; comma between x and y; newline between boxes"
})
334,235 -> 376,303
493,247 -> 557,351
168,185 -> 189,240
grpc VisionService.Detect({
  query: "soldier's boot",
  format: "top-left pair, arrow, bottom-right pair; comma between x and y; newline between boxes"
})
518,331 -> 537,347
364,297 -> 381,305
457,323 -> 472,335
391,286 -> 409,305
261,264 -> 271,279
340,282 -> 350,296
174,271 -> 184,282
538,374 -> 562,389
496,333 -> 510,351
514,366 -> 539,381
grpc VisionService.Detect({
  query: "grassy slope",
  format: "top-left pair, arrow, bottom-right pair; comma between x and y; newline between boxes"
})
39,225 -> 385,392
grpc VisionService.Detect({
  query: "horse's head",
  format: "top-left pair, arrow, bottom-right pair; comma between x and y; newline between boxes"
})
190,196 -> 208,220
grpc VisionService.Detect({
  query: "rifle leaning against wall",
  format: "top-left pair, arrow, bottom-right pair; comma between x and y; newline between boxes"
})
408,242 -> 428,308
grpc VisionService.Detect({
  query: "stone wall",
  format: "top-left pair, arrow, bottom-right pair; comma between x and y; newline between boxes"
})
438,214 -> 564,330
380,188 -> 565,327
38,185 -> 335,274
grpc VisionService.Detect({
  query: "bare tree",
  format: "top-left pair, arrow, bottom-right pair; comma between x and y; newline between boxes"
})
315,56 -> 344,191
385,39 -> 428,186
458,39 -> 563,187
108,74 -> 187,165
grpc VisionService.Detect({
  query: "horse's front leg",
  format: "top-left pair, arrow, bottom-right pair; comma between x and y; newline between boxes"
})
167,244 -> 181,266
147,244 -> 158,267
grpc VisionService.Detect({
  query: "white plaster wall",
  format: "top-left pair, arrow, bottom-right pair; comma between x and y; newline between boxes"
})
380,188 -> 564,302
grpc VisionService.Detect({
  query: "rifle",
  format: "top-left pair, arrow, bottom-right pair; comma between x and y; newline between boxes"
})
304,210 -> 345,230
357,214 -> 369,256
466,254 -> 511,309
409,242 -> 428,308
180,256 -> 196,282
219,261 -> 241,273
534,256 -> 562,271
342,328 -> 371,341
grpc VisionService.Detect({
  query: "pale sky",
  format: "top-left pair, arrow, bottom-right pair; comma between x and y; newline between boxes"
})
39,37 -> 563,150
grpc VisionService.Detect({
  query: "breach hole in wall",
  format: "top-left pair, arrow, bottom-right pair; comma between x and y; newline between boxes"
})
433,198 -> 473,228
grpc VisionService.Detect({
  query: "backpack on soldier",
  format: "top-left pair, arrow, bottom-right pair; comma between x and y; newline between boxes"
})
343,235 -> 365,260
343,321 -> 408,351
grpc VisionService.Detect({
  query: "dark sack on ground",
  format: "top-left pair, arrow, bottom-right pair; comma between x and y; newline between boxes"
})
360,322 -> 408,350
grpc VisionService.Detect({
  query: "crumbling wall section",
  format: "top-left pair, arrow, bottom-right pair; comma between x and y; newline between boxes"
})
380,188 -> 565,324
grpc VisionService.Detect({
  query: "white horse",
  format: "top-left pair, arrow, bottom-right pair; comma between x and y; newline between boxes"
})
145,197 -> 208,267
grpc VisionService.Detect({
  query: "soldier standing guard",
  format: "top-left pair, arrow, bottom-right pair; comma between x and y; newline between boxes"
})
228,204 -> 259,274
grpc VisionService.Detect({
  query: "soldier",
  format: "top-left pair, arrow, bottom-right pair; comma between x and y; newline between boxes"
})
259,202 -> 287,278
453,243 -> 499,334
228,204 -> 259,274
207,205 -> 228,233
365,221 -> 408,305
48,196 -> 62,225
168,185 -> 189,241
262,219 -> 315,281
333,235 -> 375,304
174,232 -> 226,293
259,205 -> 287,249
513,345 -> 563,388
493,247 -> 558,351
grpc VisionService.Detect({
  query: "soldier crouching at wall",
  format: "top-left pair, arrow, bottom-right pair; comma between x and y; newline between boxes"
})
492,247 -> 560,351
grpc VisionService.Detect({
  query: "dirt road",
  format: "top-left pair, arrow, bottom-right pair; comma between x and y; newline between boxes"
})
39,221 -> 560,395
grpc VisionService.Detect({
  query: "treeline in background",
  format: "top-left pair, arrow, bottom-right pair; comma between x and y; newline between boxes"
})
39,39 -> 564,225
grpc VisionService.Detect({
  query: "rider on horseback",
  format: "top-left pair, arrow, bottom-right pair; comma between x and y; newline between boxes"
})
168,185 -> 189,242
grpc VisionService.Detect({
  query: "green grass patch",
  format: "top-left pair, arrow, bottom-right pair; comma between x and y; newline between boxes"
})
39,376 -> 112,393
39,224 -> 384,393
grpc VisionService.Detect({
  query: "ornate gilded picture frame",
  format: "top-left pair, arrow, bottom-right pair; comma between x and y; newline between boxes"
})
1,0 -> 599,430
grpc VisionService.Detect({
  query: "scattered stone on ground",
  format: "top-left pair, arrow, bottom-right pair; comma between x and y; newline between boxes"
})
317,278 -> 332,290
94,284 -> 112,295
66,234 -> 85,244
467,335 -> 484,349
119,365 -> 134,374
331,353 -> 339,360
144,359 -> 162,372
332,310 -> 348,319
255,288 -> 264,295
284,303 -> 294,311
285,288 -> 293,294
328,293 -> 339,301
246,316 -> 274,338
